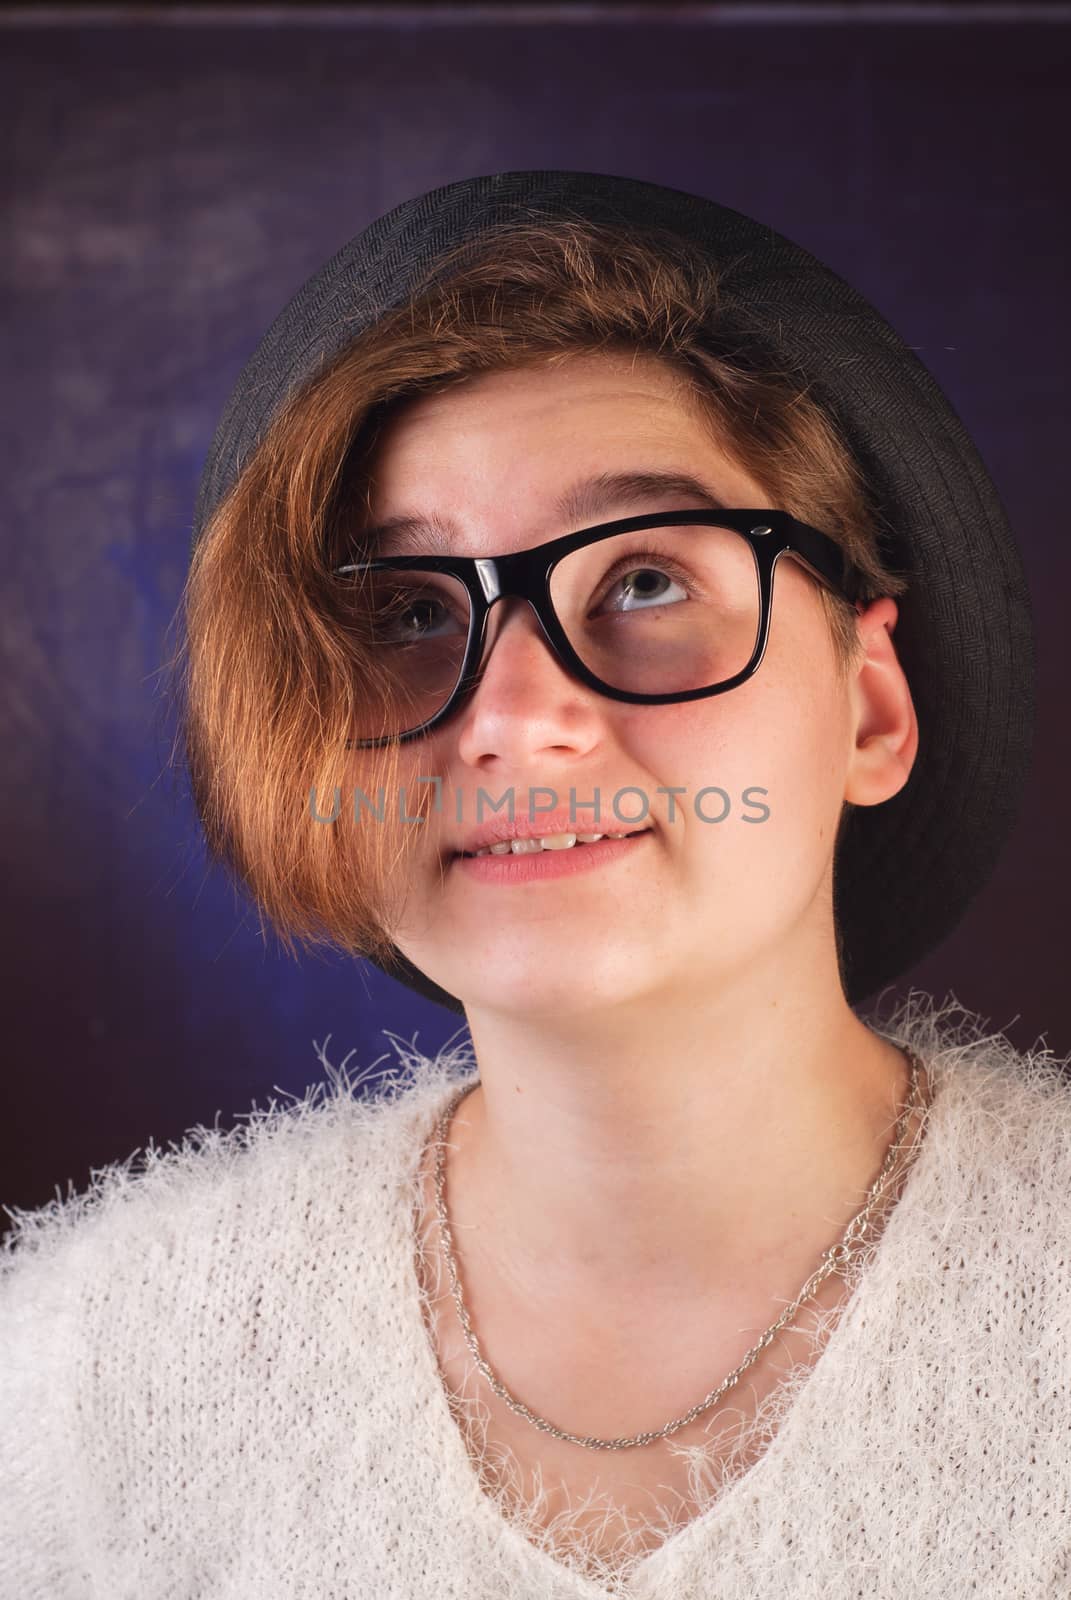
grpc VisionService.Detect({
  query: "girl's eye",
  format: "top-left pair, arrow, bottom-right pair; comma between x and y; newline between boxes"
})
389,598 -> 445,641
590,554 -> 694,616
375,587 -> 466,645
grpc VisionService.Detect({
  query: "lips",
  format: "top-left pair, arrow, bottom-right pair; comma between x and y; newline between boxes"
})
452,827 -> 653,883
456,828 -> 650,859
452,806 -> 654,858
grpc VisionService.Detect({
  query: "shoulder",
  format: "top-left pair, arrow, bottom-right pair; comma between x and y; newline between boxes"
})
881,988 -> 1071,1134
0,1035 -> 476,1581
868,992 -> 1071,1495
0,1030 -> 478,1317
877,989 -> 1071,1253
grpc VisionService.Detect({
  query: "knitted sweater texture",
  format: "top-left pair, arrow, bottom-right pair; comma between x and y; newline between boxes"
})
2,991 -> 1071,1599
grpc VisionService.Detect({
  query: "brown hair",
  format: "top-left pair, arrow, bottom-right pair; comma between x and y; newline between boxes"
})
170,216 -> 909,976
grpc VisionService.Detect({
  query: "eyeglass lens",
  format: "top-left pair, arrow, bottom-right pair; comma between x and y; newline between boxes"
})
344,522 -> 762,742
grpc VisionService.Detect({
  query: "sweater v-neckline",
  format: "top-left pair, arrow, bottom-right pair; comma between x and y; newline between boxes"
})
388,1044 -> 946,1599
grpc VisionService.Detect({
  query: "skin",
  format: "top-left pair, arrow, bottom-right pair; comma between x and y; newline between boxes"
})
360,348 -> 923,1412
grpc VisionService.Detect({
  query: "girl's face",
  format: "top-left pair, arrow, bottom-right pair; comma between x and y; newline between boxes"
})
360,348 -> 909,1017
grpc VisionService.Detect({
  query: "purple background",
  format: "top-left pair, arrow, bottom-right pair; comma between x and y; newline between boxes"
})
3,8 -> 1069,1237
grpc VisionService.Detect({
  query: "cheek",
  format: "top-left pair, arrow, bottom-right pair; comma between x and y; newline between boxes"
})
635,675 -> 846,863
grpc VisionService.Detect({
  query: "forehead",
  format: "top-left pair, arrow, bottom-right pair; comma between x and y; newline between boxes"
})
375,348 -> 702,443
359,351 -> 766,556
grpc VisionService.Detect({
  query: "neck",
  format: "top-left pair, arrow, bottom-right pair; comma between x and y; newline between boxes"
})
442,960 -> 924,1310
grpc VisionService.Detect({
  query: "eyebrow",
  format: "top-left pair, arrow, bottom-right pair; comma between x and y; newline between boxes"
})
360,469 -> 731,556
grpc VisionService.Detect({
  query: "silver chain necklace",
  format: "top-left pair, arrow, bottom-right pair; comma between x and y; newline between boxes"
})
428,1046 -> 928,1451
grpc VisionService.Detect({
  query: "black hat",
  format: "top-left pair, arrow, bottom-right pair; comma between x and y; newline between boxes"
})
192,170 -> 1036,1013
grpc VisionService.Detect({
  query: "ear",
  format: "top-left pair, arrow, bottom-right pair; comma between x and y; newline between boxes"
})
843,597 -> 919,808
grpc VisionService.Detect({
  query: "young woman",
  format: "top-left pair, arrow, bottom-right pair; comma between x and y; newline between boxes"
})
3,172 -> 1066,1599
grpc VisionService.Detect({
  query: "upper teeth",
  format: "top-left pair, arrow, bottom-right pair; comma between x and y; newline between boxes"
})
471,831 -> 638,857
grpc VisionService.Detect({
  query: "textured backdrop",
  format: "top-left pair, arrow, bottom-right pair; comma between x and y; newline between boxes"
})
2,3 -> 1068,1237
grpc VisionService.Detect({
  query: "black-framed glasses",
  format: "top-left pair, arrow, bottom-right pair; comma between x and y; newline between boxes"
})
332,509 -> 864,749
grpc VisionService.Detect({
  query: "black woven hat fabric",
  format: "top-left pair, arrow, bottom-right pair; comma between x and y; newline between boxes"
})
191,169 -> 1036,1013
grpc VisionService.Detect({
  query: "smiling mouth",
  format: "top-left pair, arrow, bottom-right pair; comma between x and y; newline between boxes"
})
457,828 -> 651,859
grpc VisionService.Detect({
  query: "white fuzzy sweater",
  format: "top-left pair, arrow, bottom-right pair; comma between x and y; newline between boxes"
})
3,991 -> 1071,1599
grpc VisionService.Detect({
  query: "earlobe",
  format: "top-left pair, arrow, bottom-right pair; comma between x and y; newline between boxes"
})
845,729 -> 915,809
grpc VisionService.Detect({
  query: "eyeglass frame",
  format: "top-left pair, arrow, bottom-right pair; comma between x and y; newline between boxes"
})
333,508 -> 866,749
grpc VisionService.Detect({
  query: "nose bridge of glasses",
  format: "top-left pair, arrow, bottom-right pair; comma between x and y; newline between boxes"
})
476,591 -> 555,671
468,546 -> 558,666
473,556 -> 500,603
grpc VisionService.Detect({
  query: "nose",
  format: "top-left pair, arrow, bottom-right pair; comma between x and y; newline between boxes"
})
448,594 -> 602,763
472,593 -> 576,699
478,593 -> 556,671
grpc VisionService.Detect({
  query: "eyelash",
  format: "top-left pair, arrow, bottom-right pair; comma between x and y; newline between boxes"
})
590,545 -> 708,605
